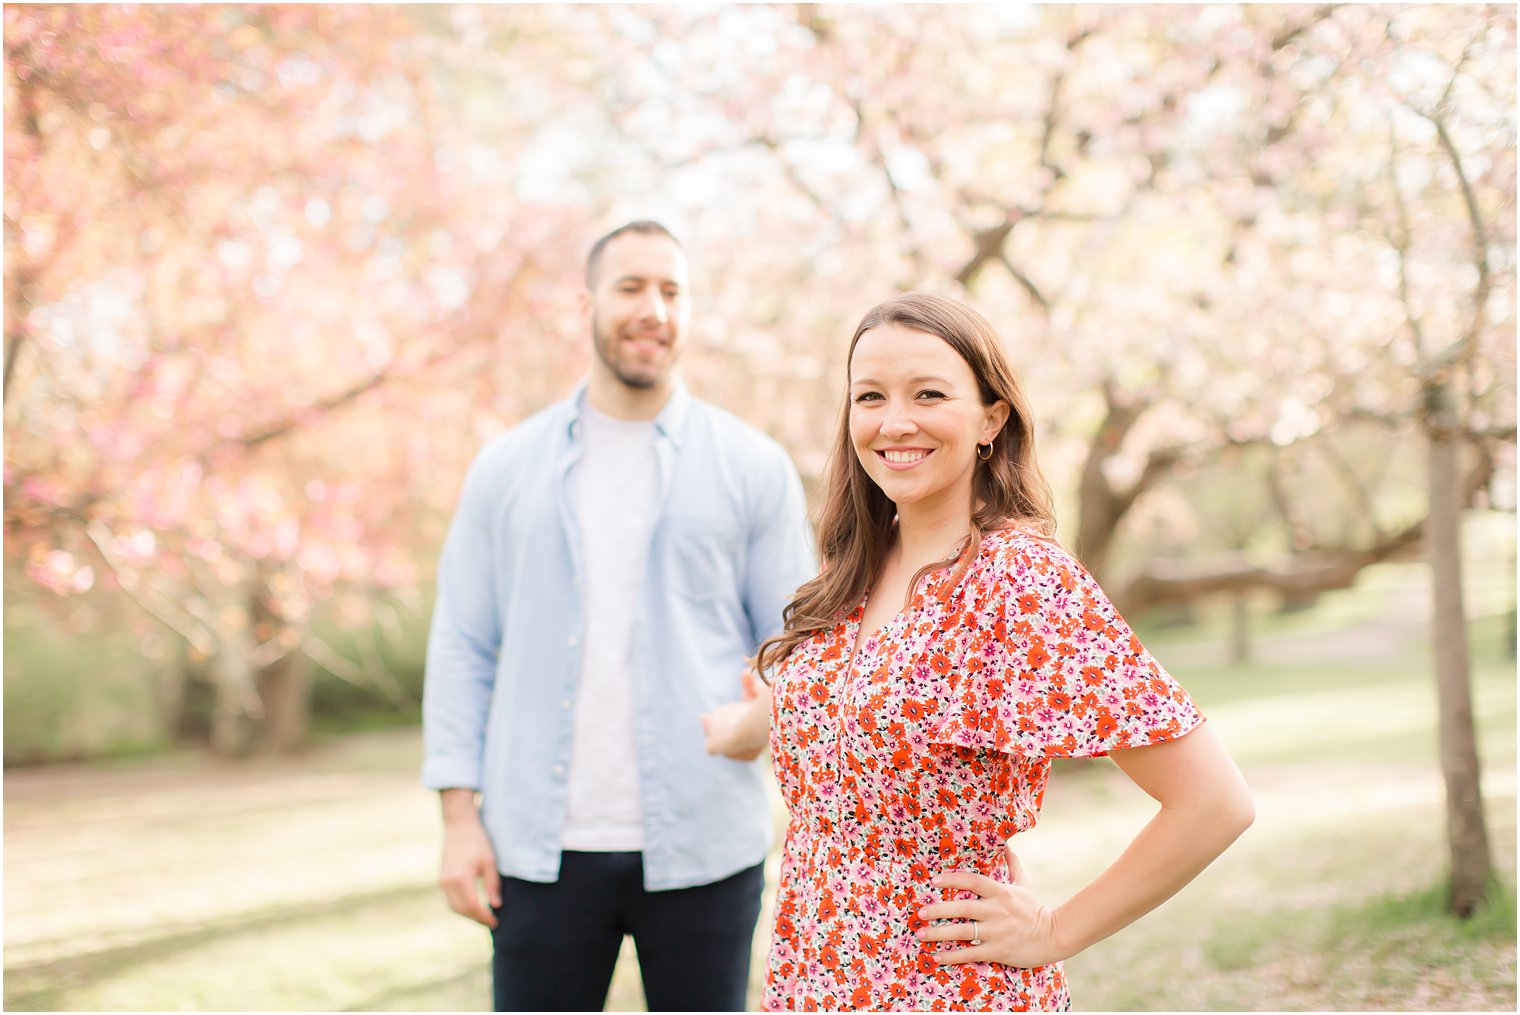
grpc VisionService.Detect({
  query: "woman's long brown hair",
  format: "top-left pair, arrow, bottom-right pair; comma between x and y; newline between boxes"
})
755,292 -> 1056,678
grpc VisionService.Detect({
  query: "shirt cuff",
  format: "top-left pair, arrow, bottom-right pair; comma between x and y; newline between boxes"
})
421,757 -> 482,791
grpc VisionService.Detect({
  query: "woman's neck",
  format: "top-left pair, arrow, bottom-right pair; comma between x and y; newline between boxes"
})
894,491 -> 974,570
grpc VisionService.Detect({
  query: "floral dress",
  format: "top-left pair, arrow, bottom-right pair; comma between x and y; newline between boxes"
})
763,528 -> 1204,1012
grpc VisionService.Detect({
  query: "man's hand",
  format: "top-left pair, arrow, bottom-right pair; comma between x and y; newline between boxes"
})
438,789 -> 501,928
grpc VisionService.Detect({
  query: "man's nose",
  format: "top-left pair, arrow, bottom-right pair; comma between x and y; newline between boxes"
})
639,290 -> 668,324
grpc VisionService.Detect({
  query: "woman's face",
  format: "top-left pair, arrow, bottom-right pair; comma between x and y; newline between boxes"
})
848,323 -> 1008,515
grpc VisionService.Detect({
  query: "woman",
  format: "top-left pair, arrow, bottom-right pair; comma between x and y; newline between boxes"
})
704,292 -> 1254,1011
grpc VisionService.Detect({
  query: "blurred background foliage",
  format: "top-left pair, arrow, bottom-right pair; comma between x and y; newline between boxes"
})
6,2 -> 1511,760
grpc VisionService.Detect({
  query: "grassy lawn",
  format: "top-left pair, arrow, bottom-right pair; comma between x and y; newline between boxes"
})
4,572 -> 1515,1011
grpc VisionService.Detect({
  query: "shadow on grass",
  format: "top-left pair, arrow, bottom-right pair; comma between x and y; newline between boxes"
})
342,966 -> 489,1013
4,882 -> 435,1012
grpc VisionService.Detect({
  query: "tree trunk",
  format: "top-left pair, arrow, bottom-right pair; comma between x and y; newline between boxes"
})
1277,587 -> 1321,614
1074,388 -> 1142,583
209,643 -> 260,758
257,650 -> 311,754
1426,387 -> 1491,917
251,574 -> 310,754
1230,591 -> 1251,665
1075,450 -> 1121,583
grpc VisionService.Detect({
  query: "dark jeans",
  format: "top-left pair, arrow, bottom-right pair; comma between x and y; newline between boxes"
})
490,852 -> 764,1012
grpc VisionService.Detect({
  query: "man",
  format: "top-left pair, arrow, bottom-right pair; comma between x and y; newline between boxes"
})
422,221 -> 814,1012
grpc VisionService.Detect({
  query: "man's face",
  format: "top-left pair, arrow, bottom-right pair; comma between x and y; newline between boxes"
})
588,232 -> 690,391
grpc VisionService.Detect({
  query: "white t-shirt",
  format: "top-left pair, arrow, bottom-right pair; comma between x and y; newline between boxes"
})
560,406 -> 658,851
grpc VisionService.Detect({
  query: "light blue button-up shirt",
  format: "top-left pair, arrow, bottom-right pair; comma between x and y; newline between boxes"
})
422,380 -> 815,890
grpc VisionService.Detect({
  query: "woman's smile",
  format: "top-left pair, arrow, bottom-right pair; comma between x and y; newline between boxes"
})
877,447 -> 933,468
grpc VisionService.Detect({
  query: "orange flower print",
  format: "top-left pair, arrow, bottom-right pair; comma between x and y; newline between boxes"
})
1094,708 -> 1119,739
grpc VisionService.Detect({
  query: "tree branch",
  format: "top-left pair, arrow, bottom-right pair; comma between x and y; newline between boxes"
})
1270,4 -> 1342,52
997,253 -> 1051,314
301,634 -> 413,709
1117,448 -> 1497,612
1417,105 -> 1493,384
83,522 -> 217,654
237,367 -> 390,450
1314,439 -> 1386,542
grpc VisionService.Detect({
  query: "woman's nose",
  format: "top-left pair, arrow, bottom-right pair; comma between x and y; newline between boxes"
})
880,404 -> 918,438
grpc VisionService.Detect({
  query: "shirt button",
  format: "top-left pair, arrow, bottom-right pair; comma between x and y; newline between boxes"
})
561,699 -> 572,711
567,635 -> 578,648
553,764 -> 565,777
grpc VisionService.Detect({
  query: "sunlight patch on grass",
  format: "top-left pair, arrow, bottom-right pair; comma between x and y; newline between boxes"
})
1201,668 -> 1516,769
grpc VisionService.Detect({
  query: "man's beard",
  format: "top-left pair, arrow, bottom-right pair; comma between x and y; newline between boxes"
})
593,315 -> 665,390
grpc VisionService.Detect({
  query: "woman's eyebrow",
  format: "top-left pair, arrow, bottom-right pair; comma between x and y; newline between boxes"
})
850,375 -> 954,387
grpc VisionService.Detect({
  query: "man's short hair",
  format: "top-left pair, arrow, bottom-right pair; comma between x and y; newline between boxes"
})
585,220 -> 683,288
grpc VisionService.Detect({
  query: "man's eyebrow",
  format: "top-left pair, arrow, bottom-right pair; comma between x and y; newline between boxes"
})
612,274 -> 683,286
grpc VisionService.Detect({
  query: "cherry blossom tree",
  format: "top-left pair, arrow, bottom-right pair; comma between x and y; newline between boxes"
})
4,5 -> 591,753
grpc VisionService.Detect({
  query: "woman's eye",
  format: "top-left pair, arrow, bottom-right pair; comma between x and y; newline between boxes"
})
853,392 -> 883,403
917,390 -> 946,400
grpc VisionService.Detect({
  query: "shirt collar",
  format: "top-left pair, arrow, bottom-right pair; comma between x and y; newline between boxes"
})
566,377 -> 691,448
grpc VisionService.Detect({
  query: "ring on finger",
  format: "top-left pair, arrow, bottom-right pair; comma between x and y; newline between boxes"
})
970,919 -> 981,946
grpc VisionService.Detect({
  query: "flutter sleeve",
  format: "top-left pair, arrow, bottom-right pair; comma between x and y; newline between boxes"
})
931,534 -> 1203,759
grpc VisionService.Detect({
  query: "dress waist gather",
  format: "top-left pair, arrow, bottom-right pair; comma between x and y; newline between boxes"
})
785,819 -> 1009,884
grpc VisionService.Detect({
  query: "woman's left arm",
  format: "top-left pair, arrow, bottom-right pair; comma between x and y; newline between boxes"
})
921,721 -> 1255,968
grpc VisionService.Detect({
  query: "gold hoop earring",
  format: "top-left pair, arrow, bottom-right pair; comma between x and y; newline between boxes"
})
977,442 -> 993,461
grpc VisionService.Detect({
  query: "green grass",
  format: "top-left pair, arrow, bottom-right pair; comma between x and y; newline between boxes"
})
1332,877 -> 1517,946
4,570 -> 1515,1011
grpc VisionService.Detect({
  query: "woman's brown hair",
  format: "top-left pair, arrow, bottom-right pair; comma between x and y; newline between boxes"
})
756,292 -> 1055,677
